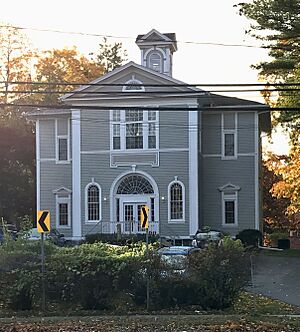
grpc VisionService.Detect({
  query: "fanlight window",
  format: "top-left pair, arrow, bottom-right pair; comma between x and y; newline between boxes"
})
123,79 -> 144,92
117,175 -> 154,194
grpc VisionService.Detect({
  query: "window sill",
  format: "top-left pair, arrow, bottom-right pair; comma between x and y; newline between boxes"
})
85,220 -> 101,224
222,223 -> 238,227
221,156 -> 237,161
56,160 -> 71,165
57,225 -> 71,229
168,220 -> 185,224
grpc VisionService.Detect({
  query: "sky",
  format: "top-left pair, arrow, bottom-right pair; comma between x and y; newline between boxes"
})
0,0 -> 290,153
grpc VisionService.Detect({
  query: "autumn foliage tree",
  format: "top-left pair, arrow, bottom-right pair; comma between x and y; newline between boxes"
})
265,150 -> 300,230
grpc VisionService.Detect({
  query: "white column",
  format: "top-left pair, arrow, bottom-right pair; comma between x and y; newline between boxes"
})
72,110 -> 82,239
254,112 -> 260,230
36,120 -> 40,211
189,105 -> 199,235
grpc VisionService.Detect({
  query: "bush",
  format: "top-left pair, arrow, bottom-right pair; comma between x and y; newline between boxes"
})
236,229 -> 263,247
186,241 -> 250,309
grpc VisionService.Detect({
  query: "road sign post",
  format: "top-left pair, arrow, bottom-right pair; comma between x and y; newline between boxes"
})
37,210 -> 50,312
140,205 -> 150,311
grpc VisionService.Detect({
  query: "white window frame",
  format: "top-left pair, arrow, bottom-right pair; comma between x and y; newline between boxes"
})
122,77 -> 145,92
110,110 -> 159,151
221,192 -> 238,227
168,179 -> 185,223
221,113 -> 237,160
85,182 -> 102,223
147,50 -> 164,73
56,195 -> 71,229
55,119 -> 70,164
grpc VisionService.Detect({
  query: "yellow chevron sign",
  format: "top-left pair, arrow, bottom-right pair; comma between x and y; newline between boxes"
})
140,206 -> 149,229
37,210 -> 50,233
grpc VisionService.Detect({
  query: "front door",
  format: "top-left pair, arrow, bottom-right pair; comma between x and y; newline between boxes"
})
123,203 -> 146,234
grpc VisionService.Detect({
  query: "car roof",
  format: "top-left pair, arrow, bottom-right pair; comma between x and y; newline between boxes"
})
158,246 -> 195,255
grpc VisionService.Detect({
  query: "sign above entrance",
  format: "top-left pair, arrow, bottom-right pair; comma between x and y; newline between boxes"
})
140,205 -> 149,229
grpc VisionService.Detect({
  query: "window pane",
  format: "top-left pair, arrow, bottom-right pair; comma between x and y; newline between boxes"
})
148,136 -> 156,149
149,53 -> 161,72
126,123 -> 143,149
88,185 -> 100,221
151,198 -> 155,223
58,138 -> 68,161
113,137 -> 120,149
225,133 -> 235,156
125,110 -> 143,122
59,203 -> 68,226
170,183 -> 183,220
225,201 -> 235,224
148,111 -> 156,121
112,110 -> 120,122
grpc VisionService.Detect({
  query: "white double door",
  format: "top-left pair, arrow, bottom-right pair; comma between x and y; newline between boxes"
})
120,196 -> 150,234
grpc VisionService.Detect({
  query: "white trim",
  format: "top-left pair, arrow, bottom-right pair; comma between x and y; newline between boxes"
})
202,153 -> 256,158
254,112 -> 260,230
221,113 -> 238,160
40,158 -> 56,162
36,120 -> 40,211
55,118 -> 70,164
110,170 -> 159,233
82,147 -> 188,155
168,179 -> 185,223
189,106 -> 198,234
84,182 -> 102,223
110,109 -> 159,152
56,195 -> 71,229
122,76 -> 145,92
221,192 -> 238,227
72,110 -> 82,239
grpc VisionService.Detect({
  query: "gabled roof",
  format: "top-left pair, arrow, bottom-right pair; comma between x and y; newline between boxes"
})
136,29 -> 177,52
61,61 -> 202,101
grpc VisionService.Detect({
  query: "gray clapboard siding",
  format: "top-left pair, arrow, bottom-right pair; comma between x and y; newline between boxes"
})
201,156 -> 256,234
238,112 -> 255,154
201,113 -> 221,154
40,161 -> 72,237
40,120 -> 55,159
80,150 -> 190,237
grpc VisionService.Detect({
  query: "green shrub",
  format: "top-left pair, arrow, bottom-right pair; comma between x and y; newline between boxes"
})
187,242 -> 249,309
236,229 -> 263,247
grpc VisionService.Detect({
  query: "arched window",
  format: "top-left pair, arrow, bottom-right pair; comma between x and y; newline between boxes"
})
85,183 -> 101,222
117,175 -> 154,194
148,52 -> 163,73
122,79 -> 145,92
168,180 -> 185,222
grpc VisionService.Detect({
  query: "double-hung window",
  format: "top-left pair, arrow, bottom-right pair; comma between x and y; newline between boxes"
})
111,110 -> 158,150
219,183 -> 240,227
221,113 -> 237,159
55,118 -> 70,163
126,110 -> 144,149
56,196 -> 71,228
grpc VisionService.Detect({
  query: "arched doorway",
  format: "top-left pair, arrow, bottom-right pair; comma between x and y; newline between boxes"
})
111,172 -> 159,234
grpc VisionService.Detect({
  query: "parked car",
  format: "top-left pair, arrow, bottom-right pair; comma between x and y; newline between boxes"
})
157,246 -> 199,274
192,229 -> 223,249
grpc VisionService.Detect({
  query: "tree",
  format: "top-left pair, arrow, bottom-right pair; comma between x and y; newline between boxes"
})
31,47 -> 106,105
238,0 -> 300,134
93,37 -> 127,73
0,126 -> 35,222
262,156 -> 290,231
265,150 -> 300,230
0,23 -> 34,119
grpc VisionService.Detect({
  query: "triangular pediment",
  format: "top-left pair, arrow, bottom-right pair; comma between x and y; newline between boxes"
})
61,61 -> 203,102
52,186 -> 72,195
136,29 -> 173,43
218,183 -> 241,192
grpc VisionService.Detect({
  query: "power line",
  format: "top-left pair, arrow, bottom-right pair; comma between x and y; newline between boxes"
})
2,80 -> 300,87
0,24 -> 262,49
